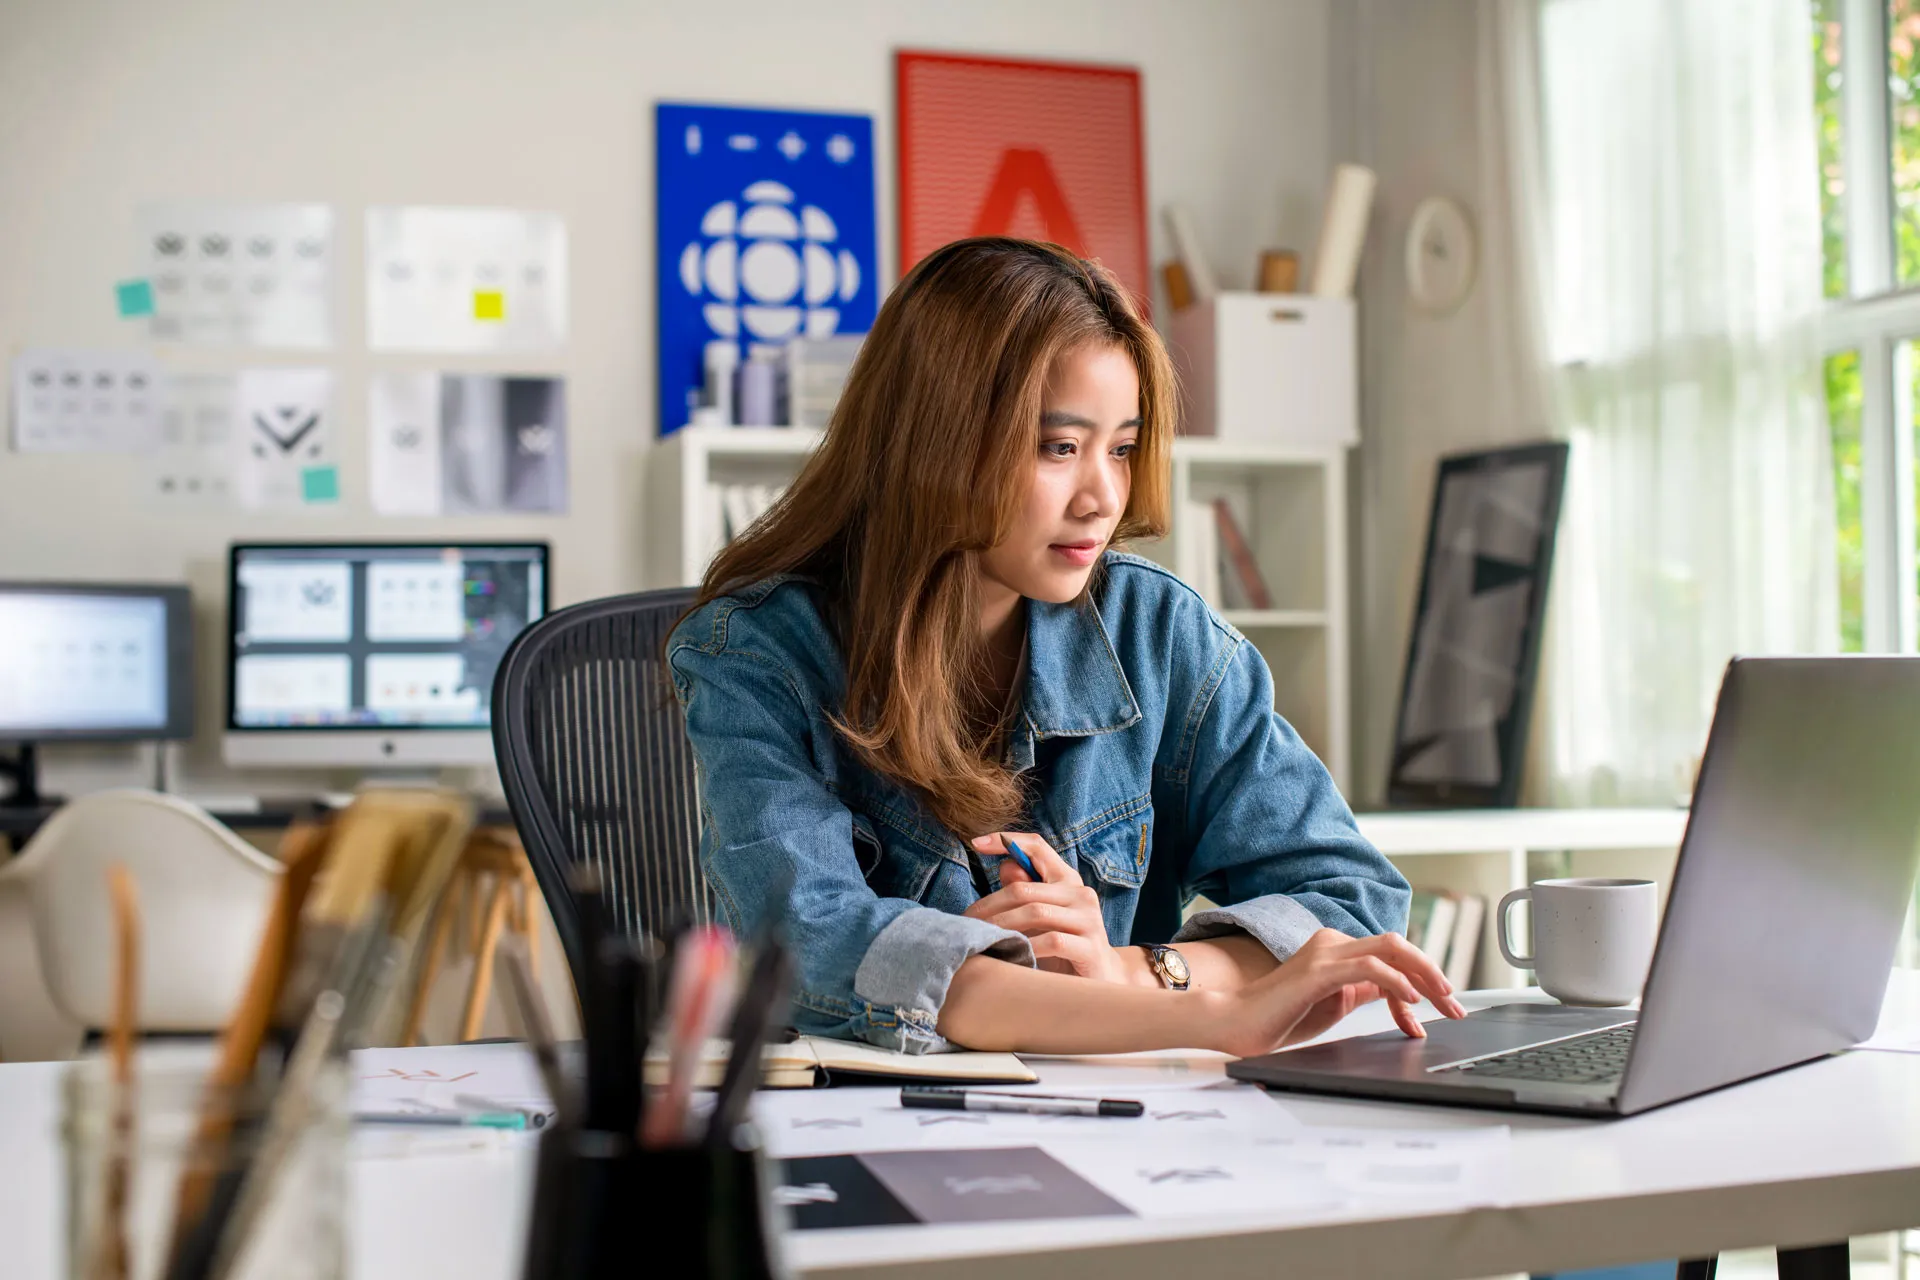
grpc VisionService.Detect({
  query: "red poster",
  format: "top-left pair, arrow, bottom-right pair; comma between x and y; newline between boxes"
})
896,51 -> 1148,306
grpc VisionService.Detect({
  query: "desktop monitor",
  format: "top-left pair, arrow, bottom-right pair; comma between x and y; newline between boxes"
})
223,542 -> 550,768
0,582 -> 195,806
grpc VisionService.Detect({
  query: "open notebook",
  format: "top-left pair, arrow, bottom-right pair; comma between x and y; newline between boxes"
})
646,1036 -> 1036,1089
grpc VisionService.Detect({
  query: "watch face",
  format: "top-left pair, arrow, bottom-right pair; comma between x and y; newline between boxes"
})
1162,948 -> 1191,985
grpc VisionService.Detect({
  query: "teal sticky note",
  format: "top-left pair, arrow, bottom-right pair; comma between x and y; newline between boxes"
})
301,465 -> 340,503
115,279 -> 154,318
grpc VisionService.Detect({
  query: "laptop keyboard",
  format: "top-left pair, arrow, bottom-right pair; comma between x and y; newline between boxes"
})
1449,1023 -> 1637,1086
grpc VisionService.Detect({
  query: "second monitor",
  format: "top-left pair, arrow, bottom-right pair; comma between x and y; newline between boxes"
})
224,541 -> 549,768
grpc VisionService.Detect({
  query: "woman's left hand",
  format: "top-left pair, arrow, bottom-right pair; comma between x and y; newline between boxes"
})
963,832 -> 1135,984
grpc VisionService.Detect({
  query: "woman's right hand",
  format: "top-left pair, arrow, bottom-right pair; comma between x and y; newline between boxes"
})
1204,930 -> 1467,1059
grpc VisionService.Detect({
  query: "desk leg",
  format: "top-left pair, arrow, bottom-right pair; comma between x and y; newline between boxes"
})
1777,1243 -> 1850,1279
1675,1258 -> 1717,1279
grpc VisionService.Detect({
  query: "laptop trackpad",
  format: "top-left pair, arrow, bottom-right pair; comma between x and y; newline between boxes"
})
1275,1003 -> 1636,1077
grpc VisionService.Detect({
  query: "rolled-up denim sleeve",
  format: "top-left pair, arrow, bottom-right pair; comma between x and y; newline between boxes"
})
1170,627 -> 1409,962
670,639 -> 1031,1054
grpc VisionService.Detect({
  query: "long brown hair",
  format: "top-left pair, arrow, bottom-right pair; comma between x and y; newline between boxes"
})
690,237 -> 1175,838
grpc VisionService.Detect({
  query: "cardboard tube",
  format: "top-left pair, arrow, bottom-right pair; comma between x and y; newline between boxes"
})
1163,204 -> 1218,300
1310,164 -> 1377,298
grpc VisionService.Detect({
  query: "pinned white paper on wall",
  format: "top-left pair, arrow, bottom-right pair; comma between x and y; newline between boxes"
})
368,372 -> 442,516
365,206 -> 568,352
147,373 -> 238,509
137,203 -> 335,348
369,373 -> 567,515
11,348 -> 162,453
234,367 -> 337,510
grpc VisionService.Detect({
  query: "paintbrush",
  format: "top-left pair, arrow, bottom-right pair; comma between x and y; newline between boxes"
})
91,865 -> 141,1280
495,936 -> 574,1125
164,820 -> 331,1269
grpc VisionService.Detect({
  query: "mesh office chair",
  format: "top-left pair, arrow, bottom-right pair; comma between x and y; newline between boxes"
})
492,588 -> 714,988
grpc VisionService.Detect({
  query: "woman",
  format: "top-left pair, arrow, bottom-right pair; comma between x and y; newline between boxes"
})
667,237 -> 1465,1056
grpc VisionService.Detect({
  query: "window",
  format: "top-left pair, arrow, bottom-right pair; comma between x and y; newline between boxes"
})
1816,0 -> 1920,654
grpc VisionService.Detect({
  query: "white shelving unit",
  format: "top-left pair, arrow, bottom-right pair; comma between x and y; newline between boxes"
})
645,426 -> 1353,789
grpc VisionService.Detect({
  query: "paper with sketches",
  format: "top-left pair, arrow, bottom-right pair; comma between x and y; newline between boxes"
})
234,367 -> 335,509
1244,1125 -> 1512,1208
146,373 -> 237,509
759,1084 -> 1507,1219
368,372 -> 443,515
138,203 -> 334,347
368,373 -> 567,515
11,348 -> 162,453
755,1082 -> 1302,1160
366,206 -> 568,352
354,1043 -> 557,1116
1042,1136 -> 1346,1220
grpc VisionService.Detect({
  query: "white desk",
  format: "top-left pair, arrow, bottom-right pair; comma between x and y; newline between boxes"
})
2,973 -> 1915,1280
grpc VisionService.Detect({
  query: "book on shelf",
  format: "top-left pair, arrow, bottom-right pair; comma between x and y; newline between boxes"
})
1178,499 -> 1223,607
1408,889 -> 1457,965
1408,889 -> 1486,992
1445,893 -> 1485,991
717,482 -> 785,543
1211,498 -> 1272,610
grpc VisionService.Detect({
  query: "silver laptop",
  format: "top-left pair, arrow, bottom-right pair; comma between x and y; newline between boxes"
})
1229,657 -> 1920,1117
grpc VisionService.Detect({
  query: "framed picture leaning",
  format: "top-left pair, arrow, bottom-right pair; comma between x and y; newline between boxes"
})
1387,441 -> 1571,808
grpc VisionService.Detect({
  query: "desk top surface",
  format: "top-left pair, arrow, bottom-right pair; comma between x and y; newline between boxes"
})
2,976 -> 1917,1280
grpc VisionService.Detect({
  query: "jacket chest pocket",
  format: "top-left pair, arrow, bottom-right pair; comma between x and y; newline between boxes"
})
1069,805 -> 1152,891
852,812 -> 949,903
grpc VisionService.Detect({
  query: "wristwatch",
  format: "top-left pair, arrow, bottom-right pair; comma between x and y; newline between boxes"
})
1142,944 -> 1192,991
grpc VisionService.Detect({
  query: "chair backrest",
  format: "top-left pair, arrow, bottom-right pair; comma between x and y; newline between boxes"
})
492,588 -> 712,987
20,790 -> 280,1032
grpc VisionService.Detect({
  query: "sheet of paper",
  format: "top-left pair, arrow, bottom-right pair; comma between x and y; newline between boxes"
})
146,373 -> 237,508
1018,1050 -> 1237,1093
369,373 -> 568,515
1251,1125 -> 1511,1207
755,1081 -> 1301,1160
366,206 -> 568,352
1041,1135 -> 1345,1220
138,202 -> 334,347
368,371 -> 443,515
233,367 -> 336,509
441,374 -> 568,513
11,347 -> 161,453
354,1043 -> 556,1112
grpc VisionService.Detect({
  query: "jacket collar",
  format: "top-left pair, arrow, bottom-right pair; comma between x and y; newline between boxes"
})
1006,591 -> 1141,771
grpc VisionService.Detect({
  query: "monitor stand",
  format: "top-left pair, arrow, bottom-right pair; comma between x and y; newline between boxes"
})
0,744 -> 58,810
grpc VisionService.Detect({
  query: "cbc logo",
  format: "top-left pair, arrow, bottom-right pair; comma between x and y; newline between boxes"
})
676,180 -> 862,345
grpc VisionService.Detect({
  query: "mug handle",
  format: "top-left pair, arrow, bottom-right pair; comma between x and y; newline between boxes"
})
1496,887 -> 1535,968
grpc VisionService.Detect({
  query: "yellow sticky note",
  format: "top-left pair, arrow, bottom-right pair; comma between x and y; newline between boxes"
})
473,289 -> 505,321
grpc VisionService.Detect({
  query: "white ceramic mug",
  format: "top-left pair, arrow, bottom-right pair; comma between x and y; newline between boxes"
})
1496,877 -> 1659,1007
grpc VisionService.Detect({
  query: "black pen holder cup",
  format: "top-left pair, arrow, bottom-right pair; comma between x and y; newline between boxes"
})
520,1123 -> 787,1280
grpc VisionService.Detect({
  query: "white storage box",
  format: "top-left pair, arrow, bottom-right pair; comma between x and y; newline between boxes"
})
1168,293 -> 1357,447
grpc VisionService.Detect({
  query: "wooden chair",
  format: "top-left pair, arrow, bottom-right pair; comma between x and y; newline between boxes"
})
398,826 -> 543,1045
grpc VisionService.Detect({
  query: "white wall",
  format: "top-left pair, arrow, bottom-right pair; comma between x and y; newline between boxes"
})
0,0 -> 1333,795
1330,0 -> 1547,807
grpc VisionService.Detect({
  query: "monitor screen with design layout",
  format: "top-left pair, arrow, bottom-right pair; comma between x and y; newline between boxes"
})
224,541 -> 549,767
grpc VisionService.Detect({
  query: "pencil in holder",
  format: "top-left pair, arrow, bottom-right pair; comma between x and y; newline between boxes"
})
519,1123 -> 786,1280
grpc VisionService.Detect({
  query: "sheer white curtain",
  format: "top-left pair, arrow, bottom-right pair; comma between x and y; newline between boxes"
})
1493,0 -> 1838,806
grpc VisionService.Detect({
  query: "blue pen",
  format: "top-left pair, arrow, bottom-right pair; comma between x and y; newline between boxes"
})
998,837 -> 1040,881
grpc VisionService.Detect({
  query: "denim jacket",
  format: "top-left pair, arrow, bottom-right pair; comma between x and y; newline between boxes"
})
666,552 -> 1409,1053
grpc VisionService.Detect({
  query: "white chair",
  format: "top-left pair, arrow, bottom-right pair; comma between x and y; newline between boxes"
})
10,790 -> 280,1036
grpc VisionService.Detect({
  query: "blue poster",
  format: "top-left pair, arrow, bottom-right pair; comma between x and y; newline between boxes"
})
656,102 -> 877,436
